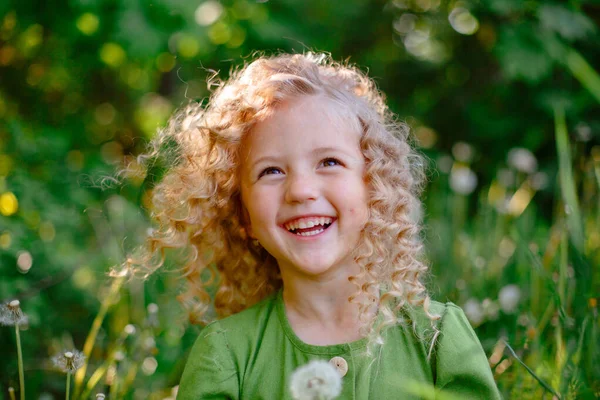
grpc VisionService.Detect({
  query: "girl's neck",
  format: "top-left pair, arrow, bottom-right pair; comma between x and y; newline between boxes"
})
280,264 -> 378,339
283,281 -> 359,328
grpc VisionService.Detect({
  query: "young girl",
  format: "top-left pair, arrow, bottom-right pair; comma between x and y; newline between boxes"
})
142,53 -> 501,399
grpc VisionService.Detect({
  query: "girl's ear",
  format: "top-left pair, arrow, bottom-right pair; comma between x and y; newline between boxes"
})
240,205 -> 256,239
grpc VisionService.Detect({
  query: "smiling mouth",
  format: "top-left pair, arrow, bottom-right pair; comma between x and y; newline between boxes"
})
287,222 -> 333,236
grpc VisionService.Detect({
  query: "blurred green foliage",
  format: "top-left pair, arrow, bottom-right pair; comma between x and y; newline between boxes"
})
0,0 -> 599,398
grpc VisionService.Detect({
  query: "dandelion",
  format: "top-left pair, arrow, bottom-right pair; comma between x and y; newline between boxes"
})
507,147 -> 537,174
290,360 -> 342,400
96,393 -> 106,400
1,300 -> 27,400
0,300 -> 28,327
53,349 -> 85,400
463,298 -> 485,326
450,166 -> 478,195
498,285 -> 521,313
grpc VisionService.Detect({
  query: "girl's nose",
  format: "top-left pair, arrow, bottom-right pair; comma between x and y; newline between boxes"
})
284,173 -> 319,204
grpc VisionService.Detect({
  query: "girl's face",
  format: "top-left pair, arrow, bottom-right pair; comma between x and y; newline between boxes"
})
240,95 -> 369,280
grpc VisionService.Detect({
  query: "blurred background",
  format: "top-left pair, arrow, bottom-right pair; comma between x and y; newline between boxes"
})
0,0 -> 599,398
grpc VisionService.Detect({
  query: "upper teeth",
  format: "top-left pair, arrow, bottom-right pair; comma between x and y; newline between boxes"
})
284,217 -> 333,231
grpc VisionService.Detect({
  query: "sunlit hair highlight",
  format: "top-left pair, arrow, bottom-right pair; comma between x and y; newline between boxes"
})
133,52 -> 440,351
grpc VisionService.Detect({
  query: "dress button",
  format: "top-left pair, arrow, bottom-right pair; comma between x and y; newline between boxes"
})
329,356 -> 348,377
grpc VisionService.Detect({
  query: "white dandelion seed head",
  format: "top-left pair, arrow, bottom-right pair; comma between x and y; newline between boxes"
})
450,166 -> 478,195
0,300 -> 28,327
290,360 -> 342,400
507,147 -> 538,174
498,284 -> 521,313
96,394 -> 106,400
463,298 -> 485,326
52,349 -> 85,373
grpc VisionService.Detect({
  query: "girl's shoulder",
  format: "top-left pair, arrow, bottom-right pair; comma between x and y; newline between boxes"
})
394,300 -> 479,351
396,299 -> 455,333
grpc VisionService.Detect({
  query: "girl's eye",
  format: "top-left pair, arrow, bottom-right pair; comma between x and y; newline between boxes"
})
259,167 -> 283,177
321,158 -> 342,167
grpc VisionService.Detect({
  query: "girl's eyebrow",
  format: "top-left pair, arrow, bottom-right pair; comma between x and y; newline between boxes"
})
250,155 -> 280,170
250,146 -> 359,170
314,146 -> 361,161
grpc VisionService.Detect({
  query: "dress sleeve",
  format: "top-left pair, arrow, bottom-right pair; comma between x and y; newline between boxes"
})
433,303 -> 502,399
177,321 -> 240,400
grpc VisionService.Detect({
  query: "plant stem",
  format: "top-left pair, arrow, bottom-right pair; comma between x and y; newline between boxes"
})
565,48 -> 600,104
74,276 -> 125,399
554,106 -> 584,253
66,372 -> 71,400
15,326 -> 24,400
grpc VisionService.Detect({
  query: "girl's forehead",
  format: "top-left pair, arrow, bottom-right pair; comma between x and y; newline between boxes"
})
253,95 -> 360,139
239,95 -> 363,165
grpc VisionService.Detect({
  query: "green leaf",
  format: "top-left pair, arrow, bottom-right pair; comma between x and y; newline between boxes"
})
495,25 -> 554,83
538,5 -> 596,42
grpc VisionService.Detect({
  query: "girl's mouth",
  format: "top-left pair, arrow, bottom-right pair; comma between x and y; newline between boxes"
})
287,222 -> 333,237
282,217 -> 336,237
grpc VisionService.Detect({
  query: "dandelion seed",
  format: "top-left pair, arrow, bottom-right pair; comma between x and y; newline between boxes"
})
0,300 -> 28,327
96,394 -> 106,400
124,324 -> 136,335
53,350 -> 84,400
290,360 -> 342,400
450,166 -> 478,195
52,350 -> 85,373
499,285 -> 521,313
2,300 -> 27,400
507,147 -> 537,174
463,298 -> 485,326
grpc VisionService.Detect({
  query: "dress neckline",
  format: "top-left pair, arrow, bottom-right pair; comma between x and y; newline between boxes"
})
274,289 -> 370,355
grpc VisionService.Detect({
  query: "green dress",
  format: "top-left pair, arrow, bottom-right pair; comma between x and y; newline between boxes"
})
177,290 -> 502,399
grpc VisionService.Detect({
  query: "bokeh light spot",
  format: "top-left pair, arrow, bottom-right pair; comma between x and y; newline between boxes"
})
135,94 -> 173,138
19,24 -> 43,54
176,35 -> 200,58
17,250 -> 33,273
449,7 -> 479,35
232,0 -> 253,19
26,63 -> 45,86
141,357 -> 158,375
208,21 -> 232,45
100,43 -> 126,68
226,26 -> 246,48
414,126 -> 437,148
156,52 -> 176,72
2,12 -> 17,36
39,221 -> 56,242
95,102 -> 117,125
0,192 -> 18,216
76,13 -> 100,35
0,46 -> 16,66
195,1 -> 224,26
0,232 -> 10,249
72,266 -> 95,289
101,141 -> 124,165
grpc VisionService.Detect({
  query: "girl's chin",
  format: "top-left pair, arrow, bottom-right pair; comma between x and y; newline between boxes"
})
287,260 -> 340,276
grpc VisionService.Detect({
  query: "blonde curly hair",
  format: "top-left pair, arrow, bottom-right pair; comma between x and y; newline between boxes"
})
135,52 -> 439,350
